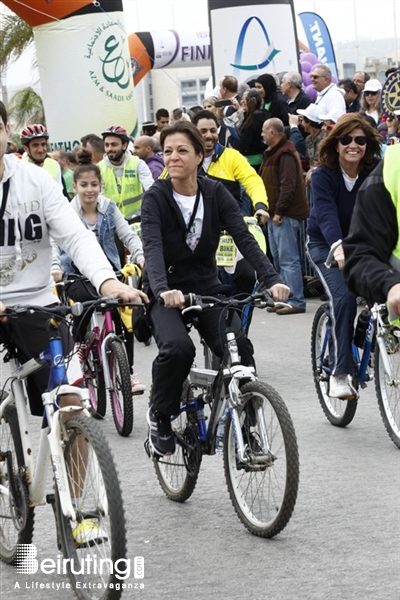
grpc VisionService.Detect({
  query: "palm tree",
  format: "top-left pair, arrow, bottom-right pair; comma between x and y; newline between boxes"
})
0,12 -> 34,71
0,10 -> 44,126
8,87 -> 45,129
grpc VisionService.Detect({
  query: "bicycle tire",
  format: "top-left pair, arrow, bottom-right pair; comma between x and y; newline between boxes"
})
374,329 -> 400,448
224,381 -> 299,538
108,339 -> 133,437
53,414 -> 127,600
82,331 -> 106,419
0,405 -> 35,564
311,303 -> 358,427
150,383 -> 202,502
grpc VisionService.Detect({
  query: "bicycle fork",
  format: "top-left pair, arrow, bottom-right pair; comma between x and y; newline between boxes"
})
227,369 -> 273,465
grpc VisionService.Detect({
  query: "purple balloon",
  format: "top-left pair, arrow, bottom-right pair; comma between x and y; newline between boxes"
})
301,52 -> 318,65
331,75 -> 338,84
301,60 -> 312,73
302,72 -> 311,87
305,84 -> 318,101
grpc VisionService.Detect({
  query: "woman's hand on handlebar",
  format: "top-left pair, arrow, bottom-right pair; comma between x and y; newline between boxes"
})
0,301 -> 7,322
51,269 -> 63,283
270,283 -> 291,303
333,242 -> 345,270
160,289 -> 185,309
99,278 -> 149,305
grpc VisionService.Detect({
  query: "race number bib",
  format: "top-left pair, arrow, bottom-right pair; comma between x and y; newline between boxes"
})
216,234 -> 237,267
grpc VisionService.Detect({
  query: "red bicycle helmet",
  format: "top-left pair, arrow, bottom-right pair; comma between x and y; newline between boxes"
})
101,125 -> 130,143
20,124 -> 49,143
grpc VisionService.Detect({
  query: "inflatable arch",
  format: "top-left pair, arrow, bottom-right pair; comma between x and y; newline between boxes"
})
2,0 -> 136,150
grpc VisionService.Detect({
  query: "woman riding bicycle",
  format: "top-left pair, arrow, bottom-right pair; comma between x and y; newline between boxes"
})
51,149 -> 146,393
306,113 -> 382,399
140,120 -> 289,456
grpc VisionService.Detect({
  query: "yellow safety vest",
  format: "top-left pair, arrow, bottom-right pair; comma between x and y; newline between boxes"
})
99,155 -> 143,220
22,155 -> 59,180
383,144 -> 400,270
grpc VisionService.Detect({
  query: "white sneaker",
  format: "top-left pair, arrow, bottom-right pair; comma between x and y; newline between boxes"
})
131,374 -> 146,395
329,374 -> 355,399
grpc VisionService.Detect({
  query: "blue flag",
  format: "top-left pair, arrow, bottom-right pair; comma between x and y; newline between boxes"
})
298,12 -> 338,79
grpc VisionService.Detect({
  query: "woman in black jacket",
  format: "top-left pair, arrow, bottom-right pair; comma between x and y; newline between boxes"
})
231,89 -> 268,172
141,120 -> 289,456
255,73 -> 289,126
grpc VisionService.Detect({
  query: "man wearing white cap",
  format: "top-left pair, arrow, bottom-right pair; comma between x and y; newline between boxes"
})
310,65 -> 346,115
297,104 -> 326,168
318,109 -> 346,131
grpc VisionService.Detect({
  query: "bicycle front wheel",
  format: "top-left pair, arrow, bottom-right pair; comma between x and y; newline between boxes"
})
108,340 -> 133,437
311,303 -> 358,427
151,383 -> 202,502
54,414 -> 127,600
0,405 -> 35,564
224,381 -> 299,538
374,330 -> 400,448
82,332 -> 106,419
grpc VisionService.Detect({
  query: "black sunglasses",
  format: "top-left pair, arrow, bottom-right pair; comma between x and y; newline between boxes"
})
364,90 -> 378,96
339,135 -> 367,146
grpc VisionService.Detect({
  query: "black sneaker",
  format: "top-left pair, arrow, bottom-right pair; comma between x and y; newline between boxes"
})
147,408 -> 176,456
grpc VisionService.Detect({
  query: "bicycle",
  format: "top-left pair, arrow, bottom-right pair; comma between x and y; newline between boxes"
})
0,301 -> 128,599
145,291 -> 299,538
310,242 -> 400,448
58,277 -> 136,437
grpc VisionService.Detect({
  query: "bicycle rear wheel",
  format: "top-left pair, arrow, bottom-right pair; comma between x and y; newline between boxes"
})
374,329 -> 400,448
108,340 -> 133,437
54,414 -> 126,600
311,303 -> 358,427
150,383 -> 202,502
82,332 -> 106,419
224,381 -> 299,538
0,405 -> 35,564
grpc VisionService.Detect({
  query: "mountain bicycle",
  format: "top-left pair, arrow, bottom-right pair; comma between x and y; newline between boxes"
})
145,291 -> 299,538
57,278 -> 136,437
0,300 -> 130,599
310,243 -> 400,448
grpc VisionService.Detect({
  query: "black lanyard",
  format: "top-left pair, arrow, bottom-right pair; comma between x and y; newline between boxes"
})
185,187 -> 201,235
0,179 -> 10,221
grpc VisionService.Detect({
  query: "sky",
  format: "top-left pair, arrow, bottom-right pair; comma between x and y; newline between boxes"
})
1,0 -> 399,93
122,0 -> 400,43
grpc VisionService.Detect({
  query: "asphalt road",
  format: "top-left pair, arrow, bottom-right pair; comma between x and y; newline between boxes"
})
0,298 -> 399,600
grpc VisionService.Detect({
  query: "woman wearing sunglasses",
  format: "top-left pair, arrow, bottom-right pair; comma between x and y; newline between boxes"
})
306,113 -> 382,399
360,79 -> 383,125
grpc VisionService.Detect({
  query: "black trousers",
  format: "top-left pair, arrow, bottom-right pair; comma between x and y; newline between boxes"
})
150,299 -> 255,416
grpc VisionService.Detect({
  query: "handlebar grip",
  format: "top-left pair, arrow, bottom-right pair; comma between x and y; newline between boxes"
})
159,293 -> 197,307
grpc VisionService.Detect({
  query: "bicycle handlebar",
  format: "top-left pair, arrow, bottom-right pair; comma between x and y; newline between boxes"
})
324,239 -> 342,269
4,298 -> 144,319
180,290 -> 276,314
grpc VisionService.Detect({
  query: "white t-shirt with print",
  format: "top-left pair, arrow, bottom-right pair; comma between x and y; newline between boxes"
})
173,191 -> 204,251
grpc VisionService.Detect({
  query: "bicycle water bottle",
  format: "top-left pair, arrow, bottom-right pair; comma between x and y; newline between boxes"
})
215,408 -> 228,455
354,309 -> 371,348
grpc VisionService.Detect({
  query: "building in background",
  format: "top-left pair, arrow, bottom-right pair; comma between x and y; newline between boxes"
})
135,66 -> 211,126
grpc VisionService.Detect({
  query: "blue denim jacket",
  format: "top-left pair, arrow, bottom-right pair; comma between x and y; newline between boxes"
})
61,195 -> 120,273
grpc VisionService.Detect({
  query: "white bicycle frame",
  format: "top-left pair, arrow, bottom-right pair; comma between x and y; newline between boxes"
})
0,354 -> 108,521
190,328 -> 271,464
